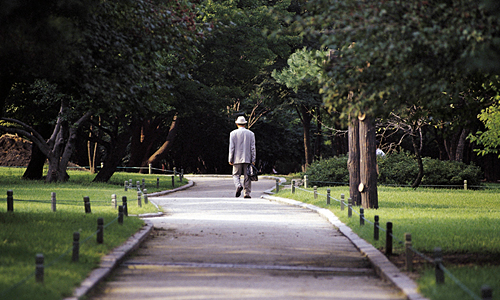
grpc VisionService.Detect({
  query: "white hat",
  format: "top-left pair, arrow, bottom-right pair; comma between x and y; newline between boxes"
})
235,116 -> 247,124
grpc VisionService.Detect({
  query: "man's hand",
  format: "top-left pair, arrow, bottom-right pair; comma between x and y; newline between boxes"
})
229,162 -> 233,166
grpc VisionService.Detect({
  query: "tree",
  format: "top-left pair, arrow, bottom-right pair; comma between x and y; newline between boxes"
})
469,99 -> 500,157
1,0 -> 202,182
272,48 -> 325,167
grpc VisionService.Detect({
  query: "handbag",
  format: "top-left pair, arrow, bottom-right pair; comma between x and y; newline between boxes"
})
247,164 -> 259,181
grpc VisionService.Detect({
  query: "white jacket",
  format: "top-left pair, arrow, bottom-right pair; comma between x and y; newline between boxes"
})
228,127 -> 256,164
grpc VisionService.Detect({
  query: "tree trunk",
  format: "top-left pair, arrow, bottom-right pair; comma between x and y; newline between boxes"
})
455,128 -> 469,162
410,131 -> 423,189
57,112 -> 91,181
23,144 -> 46,180
128,117 -> 164,171
359,115 -> 378,209
348,116 -> 361,206
93,131 -> 130,182
314,108 -> 322,160
0,76 -> 13,117
146,114 -> 180,169
298,105 -> 313,167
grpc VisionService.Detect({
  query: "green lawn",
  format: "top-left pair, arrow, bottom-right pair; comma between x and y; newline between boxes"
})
0,167 -> 186,300
277,185 -> 500,300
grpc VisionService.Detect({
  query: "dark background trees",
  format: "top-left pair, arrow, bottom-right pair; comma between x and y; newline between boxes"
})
1,0 -> 500,187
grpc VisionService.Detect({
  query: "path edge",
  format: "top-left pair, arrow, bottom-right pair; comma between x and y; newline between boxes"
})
261,194 -> 430,300
63,181 -> 195,299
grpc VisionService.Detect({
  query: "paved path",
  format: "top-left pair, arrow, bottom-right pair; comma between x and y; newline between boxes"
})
90,177 -> 405,300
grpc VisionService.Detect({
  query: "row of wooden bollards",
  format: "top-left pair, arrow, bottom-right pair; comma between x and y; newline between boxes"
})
4,191 -> 148,213
35,206 -> 127,283
124,172 -> 184,192
289,186 -> 494,299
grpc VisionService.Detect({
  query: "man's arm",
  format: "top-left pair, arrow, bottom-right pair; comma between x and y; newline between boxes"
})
228,132 -> 235,165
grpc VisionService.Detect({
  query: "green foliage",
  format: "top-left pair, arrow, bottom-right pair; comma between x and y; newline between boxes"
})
378,151 -> 418,186
304,152 -> 483,187
287,0 -> 500,121
303,156 -> 349,186
421,158 -> 483,187
469,99 -> 500,157
272,47 -> 326,92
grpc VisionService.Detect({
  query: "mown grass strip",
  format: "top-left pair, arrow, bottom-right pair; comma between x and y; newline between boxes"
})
277,185 -> 500,300
0,167 -> 186,300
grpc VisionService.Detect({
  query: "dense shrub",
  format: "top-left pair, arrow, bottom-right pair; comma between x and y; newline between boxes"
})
303,151 -> 483,188
303,155 -> 349,187
377,151 -> 418,185
420,158 -> 483,187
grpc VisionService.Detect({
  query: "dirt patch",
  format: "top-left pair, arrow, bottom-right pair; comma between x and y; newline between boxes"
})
0,134 -> 32,166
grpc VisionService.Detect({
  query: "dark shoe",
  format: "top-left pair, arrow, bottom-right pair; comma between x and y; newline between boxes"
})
244,195 -> 251,198
235,186 -> 243,197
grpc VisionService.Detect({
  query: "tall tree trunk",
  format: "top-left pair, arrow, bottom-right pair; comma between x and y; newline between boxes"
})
298,105 -> 313,167
145,114 -> 180,170
359,114 -> 378,209
348,116 -> 361,206
0,76 -> 13,117
314,108 -> 322,160
455,128 -> 469,162
410,130 -> 424,189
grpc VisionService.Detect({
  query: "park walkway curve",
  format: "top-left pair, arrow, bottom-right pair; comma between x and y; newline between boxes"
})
87,176 -> 415,300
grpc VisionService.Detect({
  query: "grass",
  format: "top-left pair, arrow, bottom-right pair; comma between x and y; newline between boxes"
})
0,167 -> 187,300
277,185 -> 500,300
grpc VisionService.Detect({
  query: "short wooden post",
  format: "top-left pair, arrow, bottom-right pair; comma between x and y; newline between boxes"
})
275,178 -> 280,193
386,222 -> 393,255
72,232 -> 80,262
136,181 -> 140,191
481,285 -> 492,300
118,206 -> 124,225
434,247 -> 444,284
180,169 -> 184,182
157,177 -> 160,189
173,167 -> 177,179
149,164 -> 152,174
171,175 -> 175,188
97,217 -> 104,244
374,215 -> 379,240
348,197 -> 352,218
124,181 -> 128,191
464,180 -> 468,190
35,254 -> 44,283
84,196 -> 91,214
326,189 -> 331,205
137,191 -> 142,207
122,196 -> 128,216
51,192 -> 56,212
144,189 -> 148,204
7,190 -> 13,212
304,175 -> 308,189
129,179 -> 133,188
111,194 -> 117,209
405,233 -> 413,272
291,180 -> 295,194
340,194 -> 345,211
142,178 -> 145,189
360,208 -> 364,225
313,186 -> 317,199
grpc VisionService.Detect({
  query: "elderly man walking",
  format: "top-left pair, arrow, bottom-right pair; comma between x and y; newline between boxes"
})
228,116 -> 256,198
